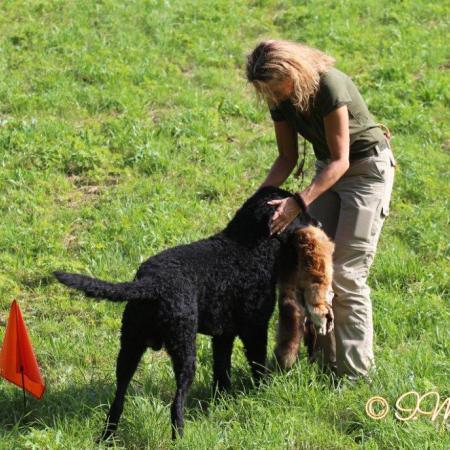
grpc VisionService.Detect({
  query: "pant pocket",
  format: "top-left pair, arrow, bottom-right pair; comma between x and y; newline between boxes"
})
353,205 -> 377,241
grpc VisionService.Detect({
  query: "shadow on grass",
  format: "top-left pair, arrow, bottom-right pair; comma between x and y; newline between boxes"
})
0,350 -> 333,442
133,364 -> 264,421
0,365 -> 262,435
0,379 -> 113,432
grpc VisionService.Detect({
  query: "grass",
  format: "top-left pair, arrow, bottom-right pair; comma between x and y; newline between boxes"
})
0,0 -> 449,448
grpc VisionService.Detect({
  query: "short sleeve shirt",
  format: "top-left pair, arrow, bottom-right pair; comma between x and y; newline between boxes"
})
269,68 -> 385,161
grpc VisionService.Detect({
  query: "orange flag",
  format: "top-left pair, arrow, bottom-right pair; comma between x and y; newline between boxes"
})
0,300 -> 45,399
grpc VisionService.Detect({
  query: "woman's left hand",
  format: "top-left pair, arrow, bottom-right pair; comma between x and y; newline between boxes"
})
267,197 -> 301,235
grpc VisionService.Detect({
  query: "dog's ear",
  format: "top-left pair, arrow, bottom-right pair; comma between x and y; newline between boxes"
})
225,190 -> 277,244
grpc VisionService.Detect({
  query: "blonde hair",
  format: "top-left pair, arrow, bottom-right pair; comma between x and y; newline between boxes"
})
246,40 -> 336,113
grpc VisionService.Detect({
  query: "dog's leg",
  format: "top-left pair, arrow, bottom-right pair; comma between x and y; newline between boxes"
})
304,318 -> 316,362
212,335 -> 235,393
240,326 -> 268,386
100,336 -> 146,441
274,288 -> 304,370
166,329 -> 197,440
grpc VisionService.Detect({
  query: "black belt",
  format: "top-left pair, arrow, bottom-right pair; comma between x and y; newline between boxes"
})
349,143 -> 388,162
318,143 -> 389,165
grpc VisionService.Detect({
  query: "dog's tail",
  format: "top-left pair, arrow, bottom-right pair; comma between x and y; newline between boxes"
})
53,271 -> 149,302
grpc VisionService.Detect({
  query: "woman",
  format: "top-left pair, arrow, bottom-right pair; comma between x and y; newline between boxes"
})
246,40 -> 396,381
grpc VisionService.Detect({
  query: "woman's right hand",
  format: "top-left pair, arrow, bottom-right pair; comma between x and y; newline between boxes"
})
267,196 -> 301,235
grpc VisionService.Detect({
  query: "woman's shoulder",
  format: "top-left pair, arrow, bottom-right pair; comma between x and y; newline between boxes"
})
320,67 -> 351,86
315,68 -> 353,115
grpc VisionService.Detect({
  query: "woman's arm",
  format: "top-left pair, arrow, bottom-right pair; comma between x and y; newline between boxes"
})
269,105 -> 350,235
259,121 -> 299,188
299,105 -> 350,205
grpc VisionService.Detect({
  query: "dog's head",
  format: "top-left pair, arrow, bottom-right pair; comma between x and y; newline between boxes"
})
224,186 -> 320,246
224,186 -> 291,244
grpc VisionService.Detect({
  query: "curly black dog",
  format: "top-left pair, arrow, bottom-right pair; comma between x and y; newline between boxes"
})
53,186 -> 319,440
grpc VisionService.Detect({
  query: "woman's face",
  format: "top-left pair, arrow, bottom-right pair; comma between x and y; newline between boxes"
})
266,78 -> 294,103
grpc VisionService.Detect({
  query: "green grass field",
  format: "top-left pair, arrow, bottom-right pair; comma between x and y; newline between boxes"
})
0,0 -> 449,448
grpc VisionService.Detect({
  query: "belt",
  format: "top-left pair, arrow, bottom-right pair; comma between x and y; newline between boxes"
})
349,143 -> 389,162
318,142 -> 389,165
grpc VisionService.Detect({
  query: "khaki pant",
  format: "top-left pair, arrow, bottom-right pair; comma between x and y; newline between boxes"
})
308,144 -> 396,379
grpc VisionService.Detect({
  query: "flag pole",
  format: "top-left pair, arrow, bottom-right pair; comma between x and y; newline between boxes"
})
15,302 -> 26,415
20,365 -> 26,414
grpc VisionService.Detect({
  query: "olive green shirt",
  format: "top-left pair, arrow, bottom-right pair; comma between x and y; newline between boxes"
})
269,68 -> 386,161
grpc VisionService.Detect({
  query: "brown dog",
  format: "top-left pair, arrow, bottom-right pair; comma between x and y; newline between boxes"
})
275,225 -> 335,370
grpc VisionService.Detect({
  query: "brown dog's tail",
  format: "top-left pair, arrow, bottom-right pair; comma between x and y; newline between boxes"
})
53,271 -> 149,302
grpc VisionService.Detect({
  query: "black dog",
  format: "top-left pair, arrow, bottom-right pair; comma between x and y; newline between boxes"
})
54,186 -> 315,440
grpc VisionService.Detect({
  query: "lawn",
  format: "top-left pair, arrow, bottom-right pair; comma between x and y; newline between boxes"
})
0,0 -> 449,448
